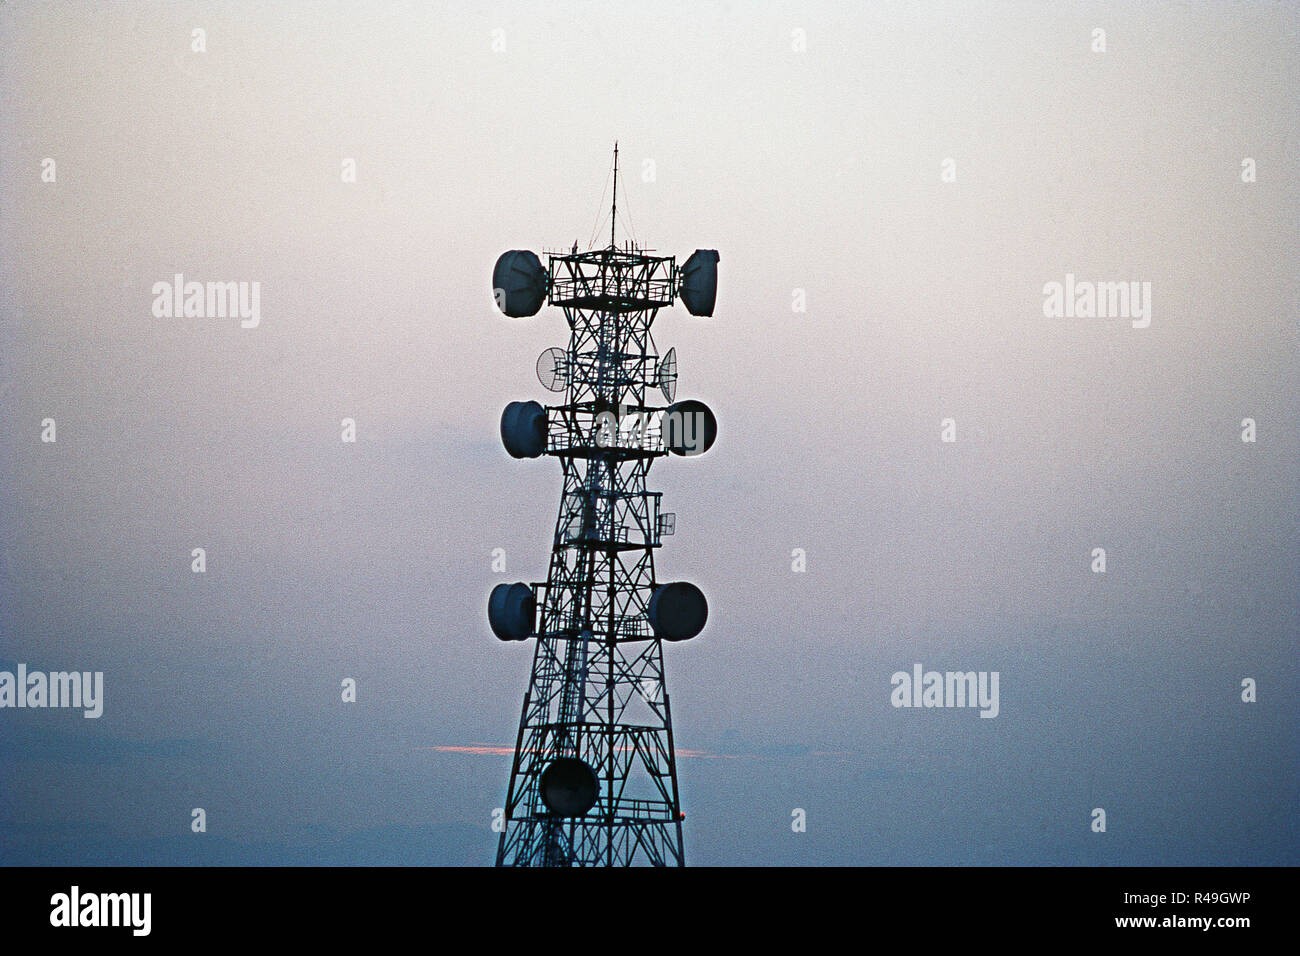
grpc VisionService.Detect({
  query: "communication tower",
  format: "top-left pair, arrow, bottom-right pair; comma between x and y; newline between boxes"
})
489,145 -> 719,866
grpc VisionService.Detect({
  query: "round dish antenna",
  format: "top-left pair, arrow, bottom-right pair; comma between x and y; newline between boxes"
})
678,249 -> 720,316
536,347 -> 569,393
492,250 -> 548,317
657,347 -> 677,402
663,399 -> 717,456
539,757 -> 599,816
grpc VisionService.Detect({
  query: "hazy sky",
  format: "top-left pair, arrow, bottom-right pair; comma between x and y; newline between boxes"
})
1,0 -> 1296,865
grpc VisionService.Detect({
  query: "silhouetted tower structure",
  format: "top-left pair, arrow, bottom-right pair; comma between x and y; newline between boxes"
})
489,146 -> 719,866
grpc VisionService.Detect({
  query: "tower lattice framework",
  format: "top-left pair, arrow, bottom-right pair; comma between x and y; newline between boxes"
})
490,153 -> 718,866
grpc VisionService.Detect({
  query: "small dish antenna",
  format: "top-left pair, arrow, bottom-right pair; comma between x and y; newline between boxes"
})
536,347 -> 569,392
657,347 -> 677,402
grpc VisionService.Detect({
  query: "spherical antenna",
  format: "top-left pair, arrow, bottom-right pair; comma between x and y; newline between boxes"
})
536,347 -> 569,393
657,347 -> 677,403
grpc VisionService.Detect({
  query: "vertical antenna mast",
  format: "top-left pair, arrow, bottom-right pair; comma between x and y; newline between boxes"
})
611,142 -> 618,249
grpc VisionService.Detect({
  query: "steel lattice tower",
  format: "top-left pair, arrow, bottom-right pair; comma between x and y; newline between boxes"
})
488,147 -> 719,866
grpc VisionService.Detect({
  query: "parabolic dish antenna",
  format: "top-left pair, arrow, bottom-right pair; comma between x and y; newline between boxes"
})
657,347 -> 677,402
678,249 -> 720,316
536,347 -> 569,392
492,249 -> 548,317
539,757 -> 599,817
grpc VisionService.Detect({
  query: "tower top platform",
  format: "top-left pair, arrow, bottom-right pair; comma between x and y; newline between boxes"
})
547,246 -> 676,314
